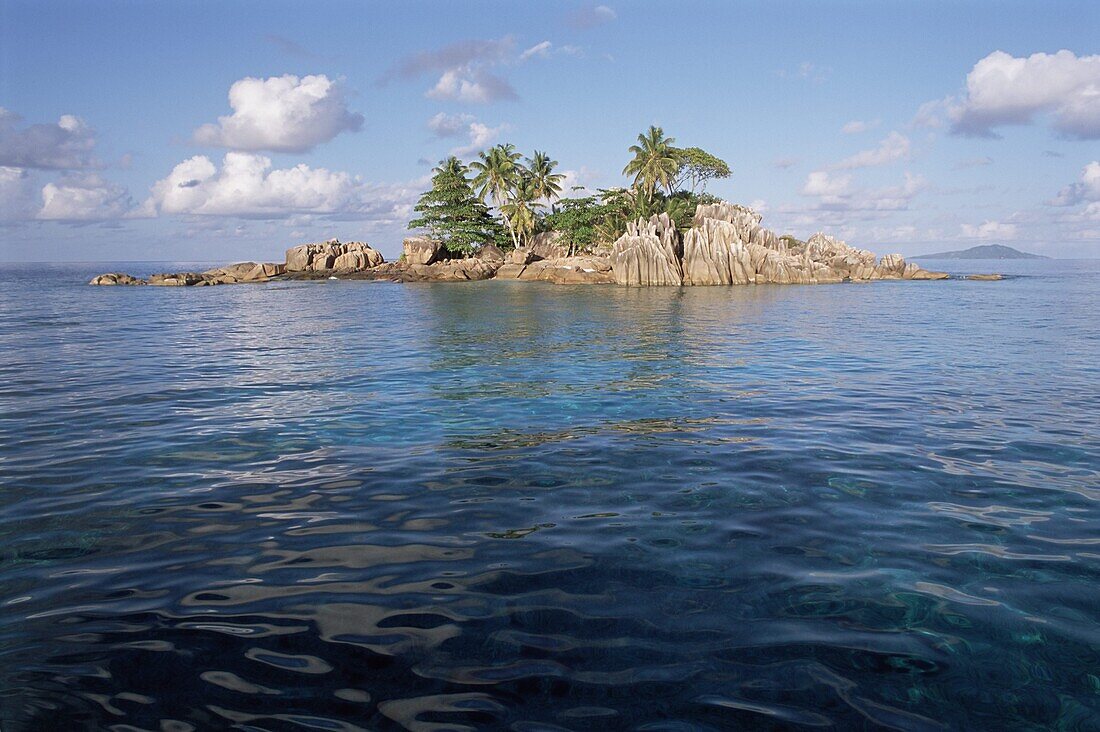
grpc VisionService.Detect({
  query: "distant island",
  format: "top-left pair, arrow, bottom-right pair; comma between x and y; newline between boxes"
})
913,244 -> 1048,260
92,126 -> 962,288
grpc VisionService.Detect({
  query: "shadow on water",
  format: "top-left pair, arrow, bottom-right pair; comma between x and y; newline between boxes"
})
0,263 -> 1098,730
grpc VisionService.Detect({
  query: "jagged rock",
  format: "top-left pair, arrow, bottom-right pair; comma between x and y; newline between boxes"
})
529,231 -> 569,260
89,273 -> 145,286
682,218 -> 757,285
693,202 -> 762,233
610,213 -> 683,286
874,253 -> 908,279
286,239 -> 383,272
403,236 -> 443,265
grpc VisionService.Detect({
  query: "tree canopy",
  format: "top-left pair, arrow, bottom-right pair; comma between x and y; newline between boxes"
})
408,157 -> 503,257
670,147 -> 731,194
408,128 -> 732,258
623,126 -> 679,202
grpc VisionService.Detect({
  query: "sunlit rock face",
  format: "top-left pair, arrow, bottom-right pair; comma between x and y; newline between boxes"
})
610,213 -> 684,286
495,255 -> 615,285
401,236 -> 443,266
529,231 -> 570,261
89,262 -> 287,287
610,203 -> 948,287
286,240 -> 384,272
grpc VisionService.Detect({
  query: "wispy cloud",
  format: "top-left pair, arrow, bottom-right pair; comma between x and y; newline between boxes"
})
427,113 -> 507,156
841,119 -> 879,135
776,61 -> 830,83
567,4 -> 617,29
388,37 -> 519,104
834,132 -> 910,169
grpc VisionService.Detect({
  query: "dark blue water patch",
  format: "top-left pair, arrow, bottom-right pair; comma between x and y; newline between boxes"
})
0,261 -> 1098,730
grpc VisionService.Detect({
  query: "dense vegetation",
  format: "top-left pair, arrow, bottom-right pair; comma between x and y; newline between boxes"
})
409,126 -> 732,257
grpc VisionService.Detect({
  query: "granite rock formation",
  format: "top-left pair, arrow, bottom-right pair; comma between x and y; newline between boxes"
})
529,231 -> 571,261
610,203 -> 947,286
285,240 -> 384,272
402,236 -> 444,265
496,256 -> 616,285
90,200 -> 952,288
610,213 -> 684,286
89,262 -> 286,287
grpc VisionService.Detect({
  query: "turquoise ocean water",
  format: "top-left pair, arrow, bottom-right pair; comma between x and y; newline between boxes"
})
0,260 -> 1097,729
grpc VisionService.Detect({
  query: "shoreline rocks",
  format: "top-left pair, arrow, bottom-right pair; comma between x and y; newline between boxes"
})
285,240 -> 384,272
90,201 -> 958,289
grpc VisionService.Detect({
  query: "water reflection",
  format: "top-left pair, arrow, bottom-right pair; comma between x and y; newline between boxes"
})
1,264 -> 1099,729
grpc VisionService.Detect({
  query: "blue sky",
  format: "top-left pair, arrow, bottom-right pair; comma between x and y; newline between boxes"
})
1,0 -> 1098,261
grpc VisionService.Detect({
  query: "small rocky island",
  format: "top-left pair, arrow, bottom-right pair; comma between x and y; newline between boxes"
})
91,202 -> 949,288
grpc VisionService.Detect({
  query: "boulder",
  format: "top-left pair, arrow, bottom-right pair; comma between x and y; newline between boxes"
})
285,245 -> 312,272
499,256 -> 614,285
529,231 -> 570,260
610,213 -> 683,286
202,262 -> 265,283
89,273 -> 145,286
341,242 -> 383,269
874,253 -> 908,279
148,272 -> 205,286
286,239 -> 383,272
911,269 -> 950,280
478,243 -> 506,264
510,247 -> 537,265
494,263 -> 527,280
363,256 -> 502,282
403,236 -> 443,265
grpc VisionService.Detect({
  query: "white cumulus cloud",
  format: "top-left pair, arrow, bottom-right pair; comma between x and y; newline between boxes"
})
835,132 -> 910,169
1052,160 -> 1100,206
946,50 -> 1100,139
146,152 -> 418,222
426,113 -> 506,157
0,166 -> 38,221
0,108 -> 98,170
802,170 -> 851,198
960,220 -> 1018,239
38,173 -> 136,221
193,74 -> 363,153
392,37 -> 518,105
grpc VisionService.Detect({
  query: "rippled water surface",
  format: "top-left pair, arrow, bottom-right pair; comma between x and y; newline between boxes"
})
1,260 -> 1098,730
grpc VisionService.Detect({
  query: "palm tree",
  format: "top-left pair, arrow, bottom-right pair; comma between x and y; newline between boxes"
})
470,144 -> 524,247
526,151 -> 565,207
623,126 -> 679,203
434,155 -> 469,177
500,177 -> 541,248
